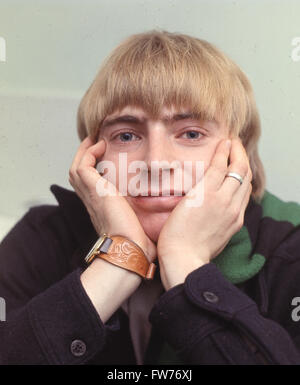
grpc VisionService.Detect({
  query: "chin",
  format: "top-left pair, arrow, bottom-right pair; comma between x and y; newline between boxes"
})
137,212 -> 171,243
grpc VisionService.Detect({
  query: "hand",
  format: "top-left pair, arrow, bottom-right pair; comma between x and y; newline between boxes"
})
69,137 -> 156,263
157,138 -> 252,290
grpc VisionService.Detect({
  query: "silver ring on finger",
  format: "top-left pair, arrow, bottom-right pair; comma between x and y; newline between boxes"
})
226,172 -> 243,185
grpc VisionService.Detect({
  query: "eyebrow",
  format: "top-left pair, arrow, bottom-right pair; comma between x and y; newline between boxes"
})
101,112 -> 204,130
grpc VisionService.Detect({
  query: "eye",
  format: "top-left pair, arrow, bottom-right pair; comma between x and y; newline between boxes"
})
180,130 -> 203,140
112,132 -> 140,142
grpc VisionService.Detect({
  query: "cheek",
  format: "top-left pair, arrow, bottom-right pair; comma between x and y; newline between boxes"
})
200,138 -> 228,172
179,144 -> 216,176
202,147 -> 216,172
98,148 -> 144,190
180,139 -> 226,184
97,143 -> 117,163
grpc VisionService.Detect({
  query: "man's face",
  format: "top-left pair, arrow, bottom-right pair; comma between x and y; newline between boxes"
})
97,105 -> 230,242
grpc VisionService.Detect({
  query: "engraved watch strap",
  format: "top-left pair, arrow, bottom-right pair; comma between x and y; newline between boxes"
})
85,234 -> 156,280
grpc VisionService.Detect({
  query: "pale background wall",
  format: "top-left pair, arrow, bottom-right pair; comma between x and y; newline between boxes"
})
0,0 -> 300,240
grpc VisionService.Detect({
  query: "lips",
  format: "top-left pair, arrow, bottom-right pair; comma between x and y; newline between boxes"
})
133,190 -> 185,197
128,191 -> 185,212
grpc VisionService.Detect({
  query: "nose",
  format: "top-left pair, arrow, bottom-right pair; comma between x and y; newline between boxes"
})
141,126 -> 183,194
143,126 -> 174,168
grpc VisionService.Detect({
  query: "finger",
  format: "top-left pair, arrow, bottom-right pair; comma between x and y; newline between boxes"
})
69,137 -> 95,193
231,166 -> 252,206
77,139 -> 106,185
220,138 -> 250,196
236,182 -> 252,230
78,139 -> 120,199
70,136 -> 95,172
225,167 -> 252,232
204,139 -> 232,191
220,183 -> 252,249
77,139 -> 120,198
69,136 -> 98,193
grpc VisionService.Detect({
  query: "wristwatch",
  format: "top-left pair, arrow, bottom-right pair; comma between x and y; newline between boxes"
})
84,233 -> 157,280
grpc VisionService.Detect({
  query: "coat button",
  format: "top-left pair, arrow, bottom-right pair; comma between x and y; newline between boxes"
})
70,339 -> 86,357
203,291 -> 219,303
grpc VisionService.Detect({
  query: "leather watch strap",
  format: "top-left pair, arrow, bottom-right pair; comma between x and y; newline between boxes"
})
85,234 -> 156,280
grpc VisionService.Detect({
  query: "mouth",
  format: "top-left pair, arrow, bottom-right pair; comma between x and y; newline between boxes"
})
133,189 -> 186,197
128,190 -> 185,211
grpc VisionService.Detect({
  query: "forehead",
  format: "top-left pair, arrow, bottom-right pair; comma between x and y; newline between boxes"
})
101,105 -> 224,133
104,105 -> 189,121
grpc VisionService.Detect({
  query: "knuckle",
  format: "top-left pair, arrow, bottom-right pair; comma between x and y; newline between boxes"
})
247,183 -> 253,197
239,163 -> 248,177
68,168 -> 74,179
229,163 -> 248,178
248,168 -> 253,181
77,166 -> 85,177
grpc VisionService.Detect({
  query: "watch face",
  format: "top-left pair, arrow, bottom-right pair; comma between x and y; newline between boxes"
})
84,234 -> 108,264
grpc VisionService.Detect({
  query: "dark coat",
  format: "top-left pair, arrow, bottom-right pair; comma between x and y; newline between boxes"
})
0,184 -> 300,365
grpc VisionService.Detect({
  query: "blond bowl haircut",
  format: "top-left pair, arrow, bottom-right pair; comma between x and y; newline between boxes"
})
77,30 -> 265,201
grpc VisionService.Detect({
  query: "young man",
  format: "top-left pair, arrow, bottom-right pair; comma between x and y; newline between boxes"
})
0,30 -> 300,365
